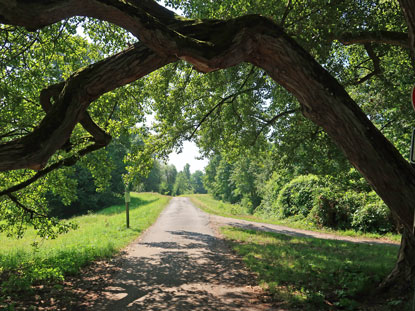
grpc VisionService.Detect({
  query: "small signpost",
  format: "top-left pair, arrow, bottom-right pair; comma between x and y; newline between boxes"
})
410,86 -> 415,164
411,86 -> 415,234
125,189 -> 130,228
410,129 -> 415,164
412,85 -> 415,112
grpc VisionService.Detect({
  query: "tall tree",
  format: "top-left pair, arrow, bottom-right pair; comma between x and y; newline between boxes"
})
1,0 -> 415,289
190,170 -> 206,194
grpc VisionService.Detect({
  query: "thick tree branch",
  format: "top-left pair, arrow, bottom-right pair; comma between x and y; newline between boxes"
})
0,42 -> 175,171
0,142 -> 108,197
398,0 -> 415,67
337,31 -> 409,48
40,82 -> 112,148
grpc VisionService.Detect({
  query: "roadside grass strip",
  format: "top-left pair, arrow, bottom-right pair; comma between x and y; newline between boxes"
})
220,226 -> 402,310
0,193 -> 170,295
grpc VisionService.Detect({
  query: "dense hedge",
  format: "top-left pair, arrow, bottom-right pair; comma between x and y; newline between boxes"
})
277,175 -> 322,218
255,174 -> 397,234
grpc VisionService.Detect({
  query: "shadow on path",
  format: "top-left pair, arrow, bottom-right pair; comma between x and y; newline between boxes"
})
67,229 -> 268,311
61,196 -> 273,311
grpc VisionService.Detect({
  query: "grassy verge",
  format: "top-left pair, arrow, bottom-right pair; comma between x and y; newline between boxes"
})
0,192 -> 170,296
221,226 -> 406,310
187,194 -> 400,242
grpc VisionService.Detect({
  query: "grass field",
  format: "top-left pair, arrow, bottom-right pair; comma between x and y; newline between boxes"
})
0,192 -> 170,296
221,227 -> 404,310
187,194 -> 401,242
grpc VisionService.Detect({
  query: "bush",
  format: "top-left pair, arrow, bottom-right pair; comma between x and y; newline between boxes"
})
241,196 -> 254,214
309,189 -> 364,230
308,187 -> 339,228
309,188 -> 396,233
351,198 -> 395,233
277,175 -> 322,218
256,172 -> 290,217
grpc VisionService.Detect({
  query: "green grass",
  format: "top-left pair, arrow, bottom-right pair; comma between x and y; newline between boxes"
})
0,192 -> 170,295
221,226 -> 405,310
187,194 -> 401,242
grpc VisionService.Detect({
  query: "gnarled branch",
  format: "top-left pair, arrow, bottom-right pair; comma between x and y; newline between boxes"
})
398,0 -> 415,67
337,31 -> 409,48
0,42 -> 175,171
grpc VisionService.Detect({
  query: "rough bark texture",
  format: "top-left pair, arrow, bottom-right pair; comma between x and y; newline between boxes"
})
1,0 -> 415,289
399,0 -> 415,67
379,228 -> 415,290
337,31 -> 409,48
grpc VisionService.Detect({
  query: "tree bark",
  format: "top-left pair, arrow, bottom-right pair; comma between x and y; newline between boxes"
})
399,0 -> 415,67
379,228 -> 415,291
1,0 -> 415,289
337,31 -> 409,48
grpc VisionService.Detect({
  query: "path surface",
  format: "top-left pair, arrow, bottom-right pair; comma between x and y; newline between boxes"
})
208,213 -> 399,247
91,197 -> 273,310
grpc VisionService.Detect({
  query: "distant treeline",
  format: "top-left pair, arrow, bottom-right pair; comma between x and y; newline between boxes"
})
47,142 -> 206,219
136,161 -> 206,196
46,138 -> 398,235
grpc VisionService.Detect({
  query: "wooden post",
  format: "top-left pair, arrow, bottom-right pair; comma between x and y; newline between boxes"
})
125,190 -> 130,228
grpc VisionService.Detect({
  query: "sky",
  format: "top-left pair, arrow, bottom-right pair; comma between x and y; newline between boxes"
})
168,141 -> 209,173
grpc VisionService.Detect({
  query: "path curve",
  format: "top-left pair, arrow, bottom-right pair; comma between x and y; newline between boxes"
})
208,212 -> 399,247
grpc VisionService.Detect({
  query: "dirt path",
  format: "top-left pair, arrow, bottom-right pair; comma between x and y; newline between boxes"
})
86,197 -> 273,310
208,213 -> 399,247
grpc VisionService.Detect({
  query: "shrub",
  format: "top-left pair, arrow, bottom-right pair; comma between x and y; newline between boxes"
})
241,196 -> 254,214
308,187 -> 340,228
277,175 -> 322,218
351,197 -> 395,233
309,190 -> 377,230
255,172 -> 290,217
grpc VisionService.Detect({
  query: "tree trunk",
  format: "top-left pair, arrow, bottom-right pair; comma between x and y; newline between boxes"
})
380,228 -> 415,291
399,0 -> 415,67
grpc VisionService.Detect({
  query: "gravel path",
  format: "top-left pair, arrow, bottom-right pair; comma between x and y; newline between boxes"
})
90,197 -> 274,310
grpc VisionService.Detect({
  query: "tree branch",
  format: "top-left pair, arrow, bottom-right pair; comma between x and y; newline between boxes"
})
398,0 -> 415,68
7,194 -> 48,219
337,31 -> 409,48
0,142 -> 108,197
0,0 -> 415,230
252,109 -> 297,144
187,86 -> 258,140
279,0 -> 293,28
0,42 -> 175,171
351,43 -> 382,85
